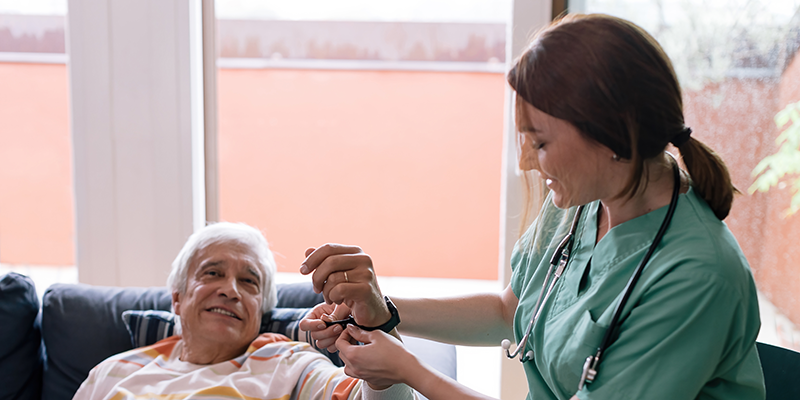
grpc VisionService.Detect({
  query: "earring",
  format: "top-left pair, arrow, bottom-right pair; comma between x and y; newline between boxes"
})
612,154 -> 620,161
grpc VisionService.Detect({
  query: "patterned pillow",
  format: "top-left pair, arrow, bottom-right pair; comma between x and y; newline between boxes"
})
121,308 -> 317,347
121,310 -> 180,348
121,308 -> 342,366
261,308 -> 313,342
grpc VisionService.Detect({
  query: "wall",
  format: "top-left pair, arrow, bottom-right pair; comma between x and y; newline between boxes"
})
681,56 -> 800,330
683,78 -> 778,280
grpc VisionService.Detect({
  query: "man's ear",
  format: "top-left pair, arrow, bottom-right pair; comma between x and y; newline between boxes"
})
172,291 -> 182,316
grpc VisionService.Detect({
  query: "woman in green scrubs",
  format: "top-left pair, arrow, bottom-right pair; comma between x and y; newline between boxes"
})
299,13 -> 765,400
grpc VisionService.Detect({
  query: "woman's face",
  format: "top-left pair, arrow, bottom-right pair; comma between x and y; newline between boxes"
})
517,101 -> 622,209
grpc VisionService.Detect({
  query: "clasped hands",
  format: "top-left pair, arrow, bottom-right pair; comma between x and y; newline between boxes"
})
298,244 -> 414,389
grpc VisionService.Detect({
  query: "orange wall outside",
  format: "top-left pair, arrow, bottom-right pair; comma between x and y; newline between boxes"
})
757,56 -> 800,329
683,79 -> 778,282
0,63 -> 506,280
681,56 -> 800,331
0,62 -> 73,265
217,69 -> 506,279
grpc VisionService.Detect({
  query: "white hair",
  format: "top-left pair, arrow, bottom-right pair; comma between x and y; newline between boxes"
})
167,222 -> 278,314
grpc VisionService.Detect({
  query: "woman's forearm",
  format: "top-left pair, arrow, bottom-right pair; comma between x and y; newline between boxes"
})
392,285 -> 518,346
401,355 -> 497,400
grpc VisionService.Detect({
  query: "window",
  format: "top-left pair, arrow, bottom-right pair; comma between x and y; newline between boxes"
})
214,1 -> 511,281
213,1 -> 513,396
573,0 -> 800,349
0,1 -> 75,297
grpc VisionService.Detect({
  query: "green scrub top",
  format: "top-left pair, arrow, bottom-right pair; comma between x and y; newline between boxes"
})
510,187 -> 765,400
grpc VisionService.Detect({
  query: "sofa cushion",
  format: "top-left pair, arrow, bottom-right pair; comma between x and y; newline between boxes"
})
0,273 -> 42,400
41,282 -> 324,400
41,284 -> 170,400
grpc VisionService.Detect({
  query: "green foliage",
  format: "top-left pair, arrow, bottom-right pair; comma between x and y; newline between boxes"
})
749,101 -> 800,216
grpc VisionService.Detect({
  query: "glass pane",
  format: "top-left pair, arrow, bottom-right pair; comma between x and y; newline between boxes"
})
0,0 -> 76,297
215,0 -> 511,281
574,0 -> 800,349
214,3 -> 511,396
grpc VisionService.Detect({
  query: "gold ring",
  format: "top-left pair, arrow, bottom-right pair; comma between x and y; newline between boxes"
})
343,271 -> 349,283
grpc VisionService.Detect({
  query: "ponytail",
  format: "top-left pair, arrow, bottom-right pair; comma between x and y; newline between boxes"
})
678,138 -> 738,220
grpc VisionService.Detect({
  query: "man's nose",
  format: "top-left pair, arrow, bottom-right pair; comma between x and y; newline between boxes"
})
218,277 -> 241,300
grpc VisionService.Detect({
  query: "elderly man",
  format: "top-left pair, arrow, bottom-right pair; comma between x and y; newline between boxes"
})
73,222 -> 413,400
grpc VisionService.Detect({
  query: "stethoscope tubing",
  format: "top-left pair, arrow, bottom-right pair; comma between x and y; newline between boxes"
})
581,162 -> 681,387
504,205 -> 585,361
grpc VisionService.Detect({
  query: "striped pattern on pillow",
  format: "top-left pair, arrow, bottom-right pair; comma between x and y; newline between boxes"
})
121,307 -> 343,366
121,310 -> 180,348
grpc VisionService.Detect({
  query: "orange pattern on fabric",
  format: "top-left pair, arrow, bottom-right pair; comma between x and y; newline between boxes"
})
141,336 -> 181,359
249,353 -> 283,362
298,372 -> 312,396
114,359 -> 145,368
248,333 -> 290,352
332,377 -> 358,400
194,385 -> 264,400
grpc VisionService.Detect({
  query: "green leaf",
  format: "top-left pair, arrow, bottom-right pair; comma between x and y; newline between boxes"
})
751,101 -> 800,216
775,107 -> 791,128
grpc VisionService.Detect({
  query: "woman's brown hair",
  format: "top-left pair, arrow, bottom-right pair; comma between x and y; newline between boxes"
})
508,13 -> 736,220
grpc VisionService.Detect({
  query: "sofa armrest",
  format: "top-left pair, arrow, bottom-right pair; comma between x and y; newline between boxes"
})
0,273 -> 42,400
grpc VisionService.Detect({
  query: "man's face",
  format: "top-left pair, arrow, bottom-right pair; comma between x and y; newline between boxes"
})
172,241 -> 263,349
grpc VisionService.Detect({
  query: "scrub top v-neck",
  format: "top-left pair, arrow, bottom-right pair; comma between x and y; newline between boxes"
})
510,188 -> 764,400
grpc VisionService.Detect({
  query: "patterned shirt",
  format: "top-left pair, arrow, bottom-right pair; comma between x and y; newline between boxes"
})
73,333 -> 414,400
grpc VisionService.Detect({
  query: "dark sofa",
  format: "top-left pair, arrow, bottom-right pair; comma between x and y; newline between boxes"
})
0,272 -> 456,400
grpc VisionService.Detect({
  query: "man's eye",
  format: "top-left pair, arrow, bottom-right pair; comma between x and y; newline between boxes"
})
206,270 -> 219,276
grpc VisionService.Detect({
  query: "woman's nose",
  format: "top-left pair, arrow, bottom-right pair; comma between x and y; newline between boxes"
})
519,149 -> 540,172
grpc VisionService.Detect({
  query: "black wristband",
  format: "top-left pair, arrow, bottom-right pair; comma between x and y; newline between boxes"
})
324,296 -> 400,333
358,296 -> 401,333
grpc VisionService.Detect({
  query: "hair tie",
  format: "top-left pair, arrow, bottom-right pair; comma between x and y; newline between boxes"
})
671,127 -> 692,147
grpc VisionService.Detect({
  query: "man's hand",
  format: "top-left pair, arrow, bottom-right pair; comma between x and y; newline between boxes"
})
299,302 -> 352,352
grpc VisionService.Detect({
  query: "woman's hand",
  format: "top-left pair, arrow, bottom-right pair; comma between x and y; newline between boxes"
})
336,325 -> 416,390
300,245 -> 391,328
299,302 -> 352,352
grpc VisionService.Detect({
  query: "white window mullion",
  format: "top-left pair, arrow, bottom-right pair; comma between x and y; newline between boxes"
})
68,0 -> 207,287
498,0 -> 553,398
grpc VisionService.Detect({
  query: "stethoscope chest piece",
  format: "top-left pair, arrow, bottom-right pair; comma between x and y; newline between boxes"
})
578,354 -> 599,390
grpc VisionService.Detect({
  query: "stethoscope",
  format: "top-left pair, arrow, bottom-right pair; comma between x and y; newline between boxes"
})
501,161 -> 681,392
